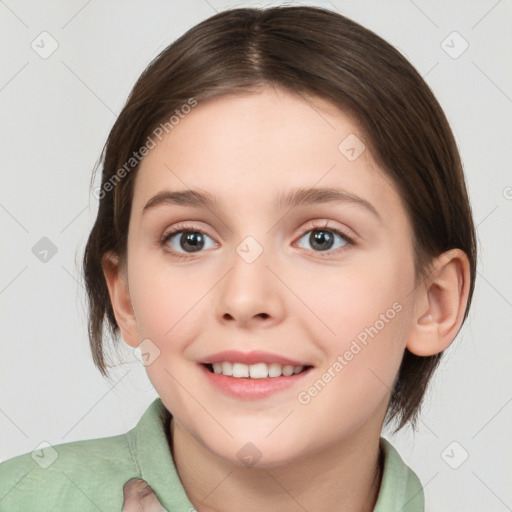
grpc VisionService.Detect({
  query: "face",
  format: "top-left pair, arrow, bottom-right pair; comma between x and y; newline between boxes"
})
123,86 -> 418,467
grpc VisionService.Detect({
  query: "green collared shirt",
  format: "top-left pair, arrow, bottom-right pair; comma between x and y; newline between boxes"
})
0,398 -> 424,511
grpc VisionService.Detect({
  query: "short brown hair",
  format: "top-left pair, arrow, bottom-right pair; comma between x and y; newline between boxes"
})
83,6 -> 476,431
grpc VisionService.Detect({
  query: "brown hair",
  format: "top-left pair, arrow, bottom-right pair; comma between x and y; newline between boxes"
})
83,6 -> 476,431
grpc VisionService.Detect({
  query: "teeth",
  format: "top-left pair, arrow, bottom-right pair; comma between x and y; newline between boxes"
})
293,365 -> 304,375
232,362 -> 249,377
249,363 -> 268,379
221,361 -> 233,376
208,362 -> 307,378
268,363 -> 282,378
282,365 -> 294,376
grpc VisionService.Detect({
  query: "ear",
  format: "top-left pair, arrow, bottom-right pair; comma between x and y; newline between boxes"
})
406,249 -> 471,357
102,252 -> 139,348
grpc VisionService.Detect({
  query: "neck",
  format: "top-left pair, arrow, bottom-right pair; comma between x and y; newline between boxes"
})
170,420 -> 384,512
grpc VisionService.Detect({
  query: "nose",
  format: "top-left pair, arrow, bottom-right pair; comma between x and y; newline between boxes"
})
215,244 -> 285,329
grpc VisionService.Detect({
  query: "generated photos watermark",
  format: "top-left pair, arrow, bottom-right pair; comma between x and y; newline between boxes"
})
94,98 -> 198,200
297,301 -> 403,405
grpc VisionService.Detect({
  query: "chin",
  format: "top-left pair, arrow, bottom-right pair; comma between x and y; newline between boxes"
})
206,432 -> 312,470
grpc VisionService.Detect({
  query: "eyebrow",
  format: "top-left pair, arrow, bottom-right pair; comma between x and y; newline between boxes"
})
142,186 -> 380,220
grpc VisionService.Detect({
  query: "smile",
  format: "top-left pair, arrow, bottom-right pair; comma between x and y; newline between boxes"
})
204,362 -> 309,378
198,350 -> 314,400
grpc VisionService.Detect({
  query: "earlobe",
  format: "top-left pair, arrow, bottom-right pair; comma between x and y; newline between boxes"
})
102,252 -> 139,348
406,249 -> 471,357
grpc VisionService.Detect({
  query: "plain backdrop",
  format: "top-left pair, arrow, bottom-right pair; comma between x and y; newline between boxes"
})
1,1 -> 511,511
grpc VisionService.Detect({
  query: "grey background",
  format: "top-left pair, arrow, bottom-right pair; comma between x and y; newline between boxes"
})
1,0 -> 511,510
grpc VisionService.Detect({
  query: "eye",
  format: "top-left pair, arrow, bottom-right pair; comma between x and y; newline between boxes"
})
160,221 -> 353,260
161,225 -> 217,255
295,224 -> 352,254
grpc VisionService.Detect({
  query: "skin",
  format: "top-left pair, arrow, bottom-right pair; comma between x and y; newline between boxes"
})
106,85 -> 470,512
122,478 -> 166,512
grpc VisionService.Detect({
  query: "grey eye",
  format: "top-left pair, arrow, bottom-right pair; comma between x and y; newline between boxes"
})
167,231 -> 216,253
296,229 -> 348,252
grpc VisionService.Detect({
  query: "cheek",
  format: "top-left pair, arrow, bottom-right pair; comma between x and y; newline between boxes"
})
127,255 -> 210,409
127,253 -> 207,351
293,250 -> 413,349
292,254 -> 414,427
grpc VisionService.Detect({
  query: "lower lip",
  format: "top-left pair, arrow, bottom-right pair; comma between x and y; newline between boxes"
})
200,364 -> 312,400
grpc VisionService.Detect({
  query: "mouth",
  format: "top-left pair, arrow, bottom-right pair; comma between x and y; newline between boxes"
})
198,351 -> 314,400
202,362 -> 312,378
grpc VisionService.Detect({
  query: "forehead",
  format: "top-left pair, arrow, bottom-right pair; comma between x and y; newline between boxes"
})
131,87 -> 405,223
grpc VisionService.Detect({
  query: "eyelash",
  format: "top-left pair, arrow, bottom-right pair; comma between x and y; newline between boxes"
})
159,221 -> 355,262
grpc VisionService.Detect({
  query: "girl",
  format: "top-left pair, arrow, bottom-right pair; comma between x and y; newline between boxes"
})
0,5 -> 475,511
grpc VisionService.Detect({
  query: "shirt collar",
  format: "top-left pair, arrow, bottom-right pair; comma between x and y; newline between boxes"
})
127,397 -> 194,510
128,398 -> 424,511
373,438 -> 424,511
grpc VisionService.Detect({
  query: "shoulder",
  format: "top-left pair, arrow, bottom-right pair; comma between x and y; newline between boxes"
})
0,432 -> 140,511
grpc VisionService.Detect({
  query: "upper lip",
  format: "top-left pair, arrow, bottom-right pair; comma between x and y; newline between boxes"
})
198,350 -> 311,367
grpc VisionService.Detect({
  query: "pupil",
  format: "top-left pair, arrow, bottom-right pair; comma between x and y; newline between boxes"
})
311,230 -> 333,251
179,230 -> 334,253
181,232 -> 204,252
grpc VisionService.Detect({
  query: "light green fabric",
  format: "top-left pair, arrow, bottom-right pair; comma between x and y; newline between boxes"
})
0,398 -> 424,511
374,438 -> 424,511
